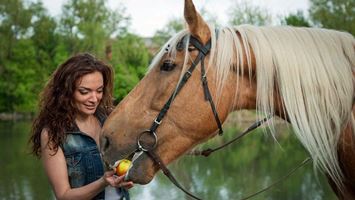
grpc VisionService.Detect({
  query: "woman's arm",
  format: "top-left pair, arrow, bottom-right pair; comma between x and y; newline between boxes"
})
40,130 -> 133,200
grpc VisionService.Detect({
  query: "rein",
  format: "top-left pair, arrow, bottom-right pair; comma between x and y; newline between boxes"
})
188,115 -> 272,157
133,35 -> 311,200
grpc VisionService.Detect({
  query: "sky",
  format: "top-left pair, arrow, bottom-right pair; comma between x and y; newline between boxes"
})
42,0 -> 309,37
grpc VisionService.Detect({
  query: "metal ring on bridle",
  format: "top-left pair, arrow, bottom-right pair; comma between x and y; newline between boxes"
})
154,118 -> 162,125
137,130 -> 158,152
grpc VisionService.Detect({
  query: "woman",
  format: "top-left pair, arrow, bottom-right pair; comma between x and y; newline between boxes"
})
30,53 -> 133,200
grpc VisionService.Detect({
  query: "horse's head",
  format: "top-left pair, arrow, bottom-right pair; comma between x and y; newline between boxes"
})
100,0 -> 256,184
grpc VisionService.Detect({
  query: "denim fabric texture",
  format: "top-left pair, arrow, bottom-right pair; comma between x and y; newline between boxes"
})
61,112 -> 130,200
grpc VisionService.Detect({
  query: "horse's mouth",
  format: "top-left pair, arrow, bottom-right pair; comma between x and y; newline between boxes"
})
104,152 -> 135,170
103,150 -> 156,184
123,151 -> 157,184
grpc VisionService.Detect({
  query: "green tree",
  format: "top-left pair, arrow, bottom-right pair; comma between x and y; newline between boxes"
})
309,0 -> 354,35
228,1 -> 272,26
59,0 -> 130,57
30,1 -> 59,73
4,39 -> 39,112
0,0 -> 33,60
110,33 -> 151,102
0,0 -> 54,112
282,10 -> 311,27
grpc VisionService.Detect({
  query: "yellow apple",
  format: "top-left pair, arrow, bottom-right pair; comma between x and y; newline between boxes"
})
116,159 -> 131,176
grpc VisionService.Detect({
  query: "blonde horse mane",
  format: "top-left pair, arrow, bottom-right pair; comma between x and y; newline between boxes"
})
149,24 -> 355,190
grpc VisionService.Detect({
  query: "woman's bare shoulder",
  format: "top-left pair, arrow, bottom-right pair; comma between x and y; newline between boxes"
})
40,128 -> 57,153
40,128 -> 50,144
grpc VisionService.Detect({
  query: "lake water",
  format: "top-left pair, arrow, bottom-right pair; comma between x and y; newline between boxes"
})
0,120 -> 336,200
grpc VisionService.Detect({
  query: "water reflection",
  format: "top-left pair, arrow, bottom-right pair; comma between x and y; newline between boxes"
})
0,121 -> 54,200
0,121 -> 336,200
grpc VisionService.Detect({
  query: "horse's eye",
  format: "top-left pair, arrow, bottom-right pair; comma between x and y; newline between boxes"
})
176,41 -> 185,51
188,45 -> 197,52
160,60 -> 176,71
176,36 -> 187,51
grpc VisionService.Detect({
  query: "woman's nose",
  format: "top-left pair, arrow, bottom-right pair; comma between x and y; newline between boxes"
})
89,92 -> 99,102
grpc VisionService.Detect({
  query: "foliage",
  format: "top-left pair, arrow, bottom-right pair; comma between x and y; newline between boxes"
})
282,11 -> 311,27
309,0 -> 355,35
58,0 -> 130,57
109,33 -> 151,103
0,0 -> 50,112
0,0 -> 33,60
228,1 -> 272,26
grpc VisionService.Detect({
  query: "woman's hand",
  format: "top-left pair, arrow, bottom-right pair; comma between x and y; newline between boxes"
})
103,170 -> 134,189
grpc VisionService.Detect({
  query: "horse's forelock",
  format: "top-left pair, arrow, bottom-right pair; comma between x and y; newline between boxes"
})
148,30 -> 189,72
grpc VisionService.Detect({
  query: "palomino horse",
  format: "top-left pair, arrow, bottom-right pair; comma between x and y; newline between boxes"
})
100,0 -> 355,198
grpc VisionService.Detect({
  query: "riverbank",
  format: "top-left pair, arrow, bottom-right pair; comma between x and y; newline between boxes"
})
0,112 -> 34,121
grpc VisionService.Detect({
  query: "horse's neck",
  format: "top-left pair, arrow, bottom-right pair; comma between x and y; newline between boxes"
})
227,73 -> 288,121
232,76 -> 257,110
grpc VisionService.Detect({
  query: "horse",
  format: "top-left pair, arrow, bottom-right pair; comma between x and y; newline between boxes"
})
100,0 -> 355,199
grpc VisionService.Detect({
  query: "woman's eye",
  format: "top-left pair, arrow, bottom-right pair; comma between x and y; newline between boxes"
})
160,60 -> 176,71
79,90 -> 88,95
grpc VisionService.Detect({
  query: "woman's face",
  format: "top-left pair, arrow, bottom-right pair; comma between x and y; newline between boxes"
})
73,71 -> 104,116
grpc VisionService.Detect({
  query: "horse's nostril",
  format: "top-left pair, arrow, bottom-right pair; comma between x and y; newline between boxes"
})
102,136 -> 110,152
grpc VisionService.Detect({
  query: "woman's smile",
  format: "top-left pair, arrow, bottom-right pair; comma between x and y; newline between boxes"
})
73,71 -> 104,116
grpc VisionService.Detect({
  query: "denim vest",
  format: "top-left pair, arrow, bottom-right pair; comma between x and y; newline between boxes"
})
61,113 -> 130,200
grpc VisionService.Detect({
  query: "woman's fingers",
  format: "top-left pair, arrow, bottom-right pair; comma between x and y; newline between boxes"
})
103,172 -> 134,188
120,181 -> 134,189
103,170 -> 115,184
104,170 -> 115,178
113,175 -> 134,189
113,175 -> 124,184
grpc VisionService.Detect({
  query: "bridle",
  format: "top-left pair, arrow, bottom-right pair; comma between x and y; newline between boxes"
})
138,35 -> 223,150
131,35 -> 310,200
135,35 -> 221,200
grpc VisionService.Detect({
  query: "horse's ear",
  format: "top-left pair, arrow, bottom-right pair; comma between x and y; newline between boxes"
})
184,0 -> 210,44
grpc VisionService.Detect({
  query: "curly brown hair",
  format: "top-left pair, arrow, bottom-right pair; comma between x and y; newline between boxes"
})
30,53 -> 114,157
